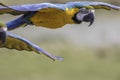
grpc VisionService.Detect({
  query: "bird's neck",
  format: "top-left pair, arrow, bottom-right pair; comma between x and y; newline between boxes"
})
65,8 -> 79,24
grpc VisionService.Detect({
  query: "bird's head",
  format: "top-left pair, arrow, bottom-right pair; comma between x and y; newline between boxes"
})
72,7 -> 95,26
0,23 -> 7,31
0,22 -> 7,46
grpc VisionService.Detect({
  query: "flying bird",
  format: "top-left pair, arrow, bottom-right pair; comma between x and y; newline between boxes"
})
0,23 -> 63,61
0,1 -> 119,30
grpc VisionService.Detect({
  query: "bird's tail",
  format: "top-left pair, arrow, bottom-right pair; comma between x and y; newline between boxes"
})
6,16 -> 27,30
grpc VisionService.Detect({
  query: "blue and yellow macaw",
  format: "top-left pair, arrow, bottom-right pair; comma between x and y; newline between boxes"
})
0,23 -> 63,61
0,1 -> 120,61
0,1 -> 119,30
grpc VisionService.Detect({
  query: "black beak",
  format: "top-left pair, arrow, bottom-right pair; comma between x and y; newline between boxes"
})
83,12 -> 95,26
0,31 -> 7,46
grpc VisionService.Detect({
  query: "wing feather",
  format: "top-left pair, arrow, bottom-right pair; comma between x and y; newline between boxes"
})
0,1 -> 119,15
2,32 -> 63,61
0,3 -> 65,15
66,1 -> 120,10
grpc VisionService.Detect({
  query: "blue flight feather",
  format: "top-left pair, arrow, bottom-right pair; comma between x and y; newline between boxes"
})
7,32 -> 63,61
5,1 -> 120,11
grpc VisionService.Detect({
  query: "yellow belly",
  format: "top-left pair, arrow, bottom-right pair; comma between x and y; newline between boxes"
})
30,8 -> 79,29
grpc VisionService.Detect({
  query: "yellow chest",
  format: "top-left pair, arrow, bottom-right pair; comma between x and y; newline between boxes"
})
30,8 -> 79,29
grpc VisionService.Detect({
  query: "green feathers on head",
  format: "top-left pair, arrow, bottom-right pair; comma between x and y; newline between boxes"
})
0,22 -> 7,32
82,6 -> 94,9
0,22 -> 6,28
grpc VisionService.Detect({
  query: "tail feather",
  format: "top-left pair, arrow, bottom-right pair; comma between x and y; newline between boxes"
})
6,16 -> 26,30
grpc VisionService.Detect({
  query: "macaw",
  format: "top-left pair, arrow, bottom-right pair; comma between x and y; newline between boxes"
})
0,1 -> 119,30
0,23 -> 63,61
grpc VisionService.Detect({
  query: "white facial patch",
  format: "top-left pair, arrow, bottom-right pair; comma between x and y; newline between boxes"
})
0,27 -> 7,32
76,9 -> 95,21
76,12 -> 88,20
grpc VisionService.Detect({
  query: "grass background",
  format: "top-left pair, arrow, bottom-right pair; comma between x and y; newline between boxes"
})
0,43 -> 120,80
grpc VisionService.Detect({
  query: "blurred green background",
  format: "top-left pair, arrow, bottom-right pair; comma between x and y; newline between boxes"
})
0,0 -> 120,80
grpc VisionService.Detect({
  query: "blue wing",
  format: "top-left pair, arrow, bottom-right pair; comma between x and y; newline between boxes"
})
2,32 -> 63,61
9,3 -> 65,11
65,1 -> 120,10
0,3 -> 65,15
0,1 -> 120,15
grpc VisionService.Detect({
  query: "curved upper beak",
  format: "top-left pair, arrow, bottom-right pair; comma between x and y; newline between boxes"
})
0,31 -> 7,45
83,10 -> 95,26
